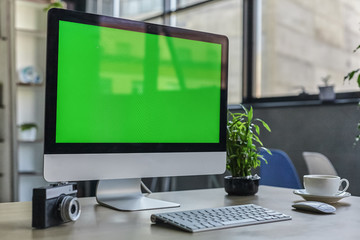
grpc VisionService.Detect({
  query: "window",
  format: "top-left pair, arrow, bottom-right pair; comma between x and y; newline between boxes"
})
172,0 -> 242,104
84,0 -> 243,104
245,0 -> 360,103
67,0 -> 360,106
86,0 -> 163,19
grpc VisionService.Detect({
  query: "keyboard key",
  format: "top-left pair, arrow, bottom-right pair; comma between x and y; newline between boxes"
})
221,218 -> 257,225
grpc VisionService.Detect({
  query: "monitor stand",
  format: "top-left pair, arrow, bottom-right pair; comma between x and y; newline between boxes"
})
95,178 -> 180,211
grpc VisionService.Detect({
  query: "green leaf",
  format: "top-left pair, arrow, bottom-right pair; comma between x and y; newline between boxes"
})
239,104 -> 248,114
260,147 -> 272,155
232,112 -> 246,116
354,44 -> 360,53
253,124 -> 260,135
258,156 -> 268,165
252,134 -> 263,146
256,118 -> 271,132
248,107 -> 253,123
228,154 -> 238,159
358,73 -> 360,87
344,69 -> 360,81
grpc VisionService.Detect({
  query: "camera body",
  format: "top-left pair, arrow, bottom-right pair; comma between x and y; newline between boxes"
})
32,182 -> 81,229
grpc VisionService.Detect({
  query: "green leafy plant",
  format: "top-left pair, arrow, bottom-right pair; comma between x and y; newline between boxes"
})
43,0 -> 66,12
226,105 -> 271,177
19,123 -> 37,131
344,44 -> 360,143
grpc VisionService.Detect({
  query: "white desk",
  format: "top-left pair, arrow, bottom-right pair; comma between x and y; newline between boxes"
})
0,186 -> 358,240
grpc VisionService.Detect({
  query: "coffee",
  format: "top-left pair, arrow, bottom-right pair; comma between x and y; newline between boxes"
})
303,175 -> 349,196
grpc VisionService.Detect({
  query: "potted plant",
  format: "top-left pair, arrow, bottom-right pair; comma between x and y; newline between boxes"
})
18,123 -> 38,141
44,0 -> 66,11
224,105 -> 271,196
318,75 -> 335,102
344,44 -> 360,143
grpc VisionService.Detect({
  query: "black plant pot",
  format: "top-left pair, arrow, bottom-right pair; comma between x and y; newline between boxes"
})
224,175 -> 260,196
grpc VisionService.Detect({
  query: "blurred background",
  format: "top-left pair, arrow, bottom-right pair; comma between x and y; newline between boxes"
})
0,0 -> 359,202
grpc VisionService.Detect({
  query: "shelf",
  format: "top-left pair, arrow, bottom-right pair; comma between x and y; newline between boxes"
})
16,28 -> 46,38
18,139 -> 43,143
18,171 -> 42,176
16,82 -> 44,87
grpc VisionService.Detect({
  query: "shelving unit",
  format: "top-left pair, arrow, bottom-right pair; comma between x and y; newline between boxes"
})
11,0 -> 48,201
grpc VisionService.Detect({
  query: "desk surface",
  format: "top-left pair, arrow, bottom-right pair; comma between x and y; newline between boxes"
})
0,186 -> 358,240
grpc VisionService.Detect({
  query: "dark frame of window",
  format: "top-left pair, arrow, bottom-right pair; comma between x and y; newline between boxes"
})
242,0 -> 256,104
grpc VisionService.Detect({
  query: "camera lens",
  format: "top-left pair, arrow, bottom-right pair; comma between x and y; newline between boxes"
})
58,196 -> 81,222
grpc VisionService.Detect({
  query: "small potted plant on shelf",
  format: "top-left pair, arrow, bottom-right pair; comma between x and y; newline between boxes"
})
224,105 -> 271,196
318,75 -> 335,102
18,123 -> 38,142
44,0 -> 66,11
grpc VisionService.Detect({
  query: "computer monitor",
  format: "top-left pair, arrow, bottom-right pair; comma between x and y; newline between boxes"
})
44,8 -> 228,211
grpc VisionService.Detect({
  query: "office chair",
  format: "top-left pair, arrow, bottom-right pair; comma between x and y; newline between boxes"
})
302,152 -> 338,175
259,149 -> 302,189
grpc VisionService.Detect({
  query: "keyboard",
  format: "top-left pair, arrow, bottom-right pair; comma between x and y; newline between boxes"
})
150,204 -> 291,233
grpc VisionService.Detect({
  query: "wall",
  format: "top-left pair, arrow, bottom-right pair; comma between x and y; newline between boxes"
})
252,103 -> 360,196
0,0 -> 13,202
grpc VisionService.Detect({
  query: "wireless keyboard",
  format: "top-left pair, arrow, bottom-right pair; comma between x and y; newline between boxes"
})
151,204 -> 291,233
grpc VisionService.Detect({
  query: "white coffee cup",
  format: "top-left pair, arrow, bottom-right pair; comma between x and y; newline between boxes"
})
303,175 -> 349,196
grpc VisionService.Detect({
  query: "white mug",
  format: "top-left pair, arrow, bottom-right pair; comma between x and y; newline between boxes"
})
303,175 -> 349,196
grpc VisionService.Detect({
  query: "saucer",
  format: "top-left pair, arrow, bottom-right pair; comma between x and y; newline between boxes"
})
293,189 -> 351,203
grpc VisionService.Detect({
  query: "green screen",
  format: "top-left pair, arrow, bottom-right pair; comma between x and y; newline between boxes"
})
56,20 -> 222,143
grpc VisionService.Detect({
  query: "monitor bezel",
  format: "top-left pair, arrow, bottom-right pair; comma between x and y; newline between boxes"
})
44,8 -> 228,155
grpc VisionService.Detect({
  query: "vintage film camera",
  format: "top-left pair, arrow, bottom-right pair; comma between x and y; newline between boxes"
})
32,182 -> 81,229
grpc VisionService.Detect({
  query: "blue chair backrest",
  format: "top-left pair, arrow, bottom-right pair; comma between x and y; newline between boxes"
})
259,149 -> 302,189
